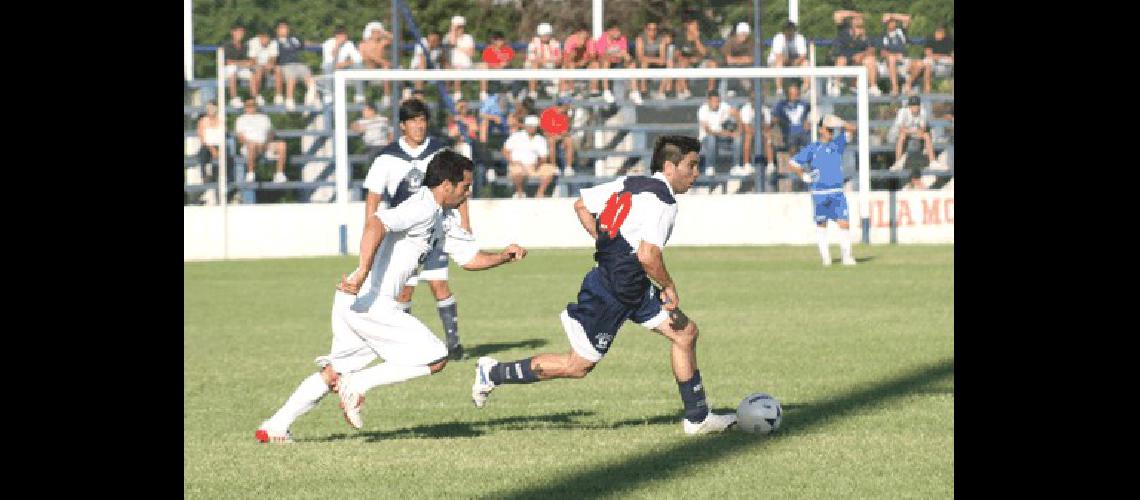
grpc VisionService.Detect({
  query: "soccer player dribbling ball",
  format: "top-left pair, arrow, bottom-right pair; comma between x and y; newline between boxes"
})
785,114 -> 859,266
471,135 -> 738,435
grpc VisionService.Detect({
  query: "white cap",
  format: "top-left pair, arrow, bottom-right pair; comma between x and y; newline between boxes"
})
451,16 -> 466,26
537,23 -> 553,36
524,115 -> 540,127
736,22 -> 750,34
363,21 -> 385,40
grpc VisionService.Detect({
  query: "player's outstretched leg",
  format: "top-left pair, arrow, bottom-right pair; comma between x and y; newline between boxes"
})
428,280 -> 463,360
471,351 -> 595,408
256,365 -> 336,443
654,311 -> 736,435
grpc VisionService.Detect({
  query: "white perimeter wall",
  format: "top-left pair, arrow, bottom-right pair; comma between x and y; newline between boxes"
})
184,190 -> 954,261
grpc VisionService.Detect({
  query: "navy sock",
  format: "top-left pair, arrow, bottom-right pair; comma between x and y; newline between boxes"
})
676,370 -> 709,423
437,296 -> 459,347
489,358 -> 539,385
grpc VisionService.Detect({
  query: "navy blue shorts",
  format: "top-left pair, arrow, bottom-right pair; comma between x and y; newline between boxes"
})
812,191 -> 850,224
563,268 -> 667,361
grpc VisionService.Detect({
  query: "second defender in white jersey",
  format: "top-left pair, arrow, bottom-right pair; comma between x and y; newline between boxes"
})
255,151 -> 527,442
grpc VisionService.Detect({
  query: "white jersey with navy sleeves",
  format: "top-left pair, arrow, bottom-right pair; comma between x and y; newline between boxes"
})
362,136 -> 446,208
579,171 -> 678,251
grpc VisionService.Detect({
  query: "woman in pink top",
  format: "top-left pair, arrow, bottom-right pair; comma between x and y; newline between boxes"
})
560,24 -> 599,98
594,19 -> 639,104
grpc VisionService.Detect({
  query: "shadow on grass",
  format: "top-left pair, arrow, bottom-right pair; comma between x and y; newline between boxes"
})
301,410 -> 597,443
464,339 -> 549,359
855,256 -> 876,263
492,358 -> 954,499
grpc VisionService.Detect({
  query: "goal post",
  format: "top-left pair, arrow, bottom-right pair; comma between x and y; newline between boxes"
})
334,66 -> 872,243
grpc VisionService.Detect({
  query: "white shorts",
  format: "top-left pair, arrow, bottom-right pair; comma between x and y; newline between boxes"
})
326,290 -> 448,373
224,65 -> 253,79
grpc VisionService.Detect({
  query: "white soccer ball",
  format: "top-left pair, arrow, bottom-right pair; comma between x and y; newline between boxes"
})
737,392 -> 782,434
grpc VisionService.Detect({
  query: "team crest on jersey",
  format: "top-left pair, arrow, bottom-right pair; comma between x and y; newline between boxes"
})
405,168 -> 424,191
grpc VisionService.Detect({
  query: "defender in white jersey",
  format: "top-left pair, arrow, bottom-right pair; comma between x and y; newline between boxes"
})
363,99 -> 471,360
256,151 -> 527,442
470,136 -> 737,435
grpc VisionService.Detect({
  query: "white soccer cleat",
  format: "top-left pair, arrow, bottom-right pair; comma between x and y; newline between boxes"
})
255,427 -> 294,444
683,412 -> 737,435
337,372 -> 365,430
472,356 -> 499,408
842,255 -> 857,266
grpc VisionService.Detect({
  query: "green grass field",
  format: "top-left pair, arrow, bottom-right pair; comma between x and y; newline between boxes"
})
184,245 -> 953,498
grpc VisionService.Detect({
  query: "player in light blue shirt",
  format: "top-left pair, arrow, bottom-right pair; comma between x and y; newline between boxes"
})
786,115 -> 859,266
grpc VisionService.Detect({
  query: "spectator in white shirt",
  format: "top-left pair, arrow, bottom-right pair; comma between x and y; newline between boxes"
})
353,102 -> 394,167
892,95 -> 935,189
247,26 -> 279,106
410,31 -> 443,93
525,22 -> 562,99
731,91 -> 773,176
504,115 -> 558,198
358,21 -> 393,106
769,20 -> 810,96
235,98 -> 288,183
321,25 -> 365,103
697,90 -> 741,176
445,16 -> 476,102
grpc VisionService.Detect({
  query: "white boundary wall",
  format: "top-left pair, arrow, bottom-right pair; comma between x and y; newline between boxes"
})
185,191 -> 953,261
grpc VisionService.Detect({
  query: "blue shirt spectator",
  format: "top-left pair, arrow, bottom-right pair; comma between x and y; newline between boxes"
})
478,93 -> 511,141
773,85 -> 811,154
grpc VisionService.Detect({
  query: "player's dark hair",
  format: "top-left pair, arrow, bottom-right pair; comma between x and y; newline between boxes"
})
398,99 -> 430,123
650,135 -> 701,173
423,150 -> 474,188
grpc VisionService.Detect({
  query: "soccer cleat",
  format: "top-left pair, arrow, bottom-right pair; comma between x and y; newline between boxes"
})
683,412 -> 737,435
472,356 -> 499,408
336,372 -> 365,429
255,428 -> 294,444
842,255 -> 857,266
447,343 -> 465,361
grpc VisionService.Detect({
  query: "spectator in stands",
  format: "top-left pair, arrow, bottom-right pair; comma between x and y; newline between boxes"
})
196,101 -> 224,182
359,21 -> 394,106
410,31 -> 443,93
878,13 -> 911,96
905,25 -> 953,95
478,91 -> 510,143
504,115 -> 557,198
722,22 -> 755,96
547,95 -> 578,176
697,90 -> 742,177
223,23 -> 254,108
893,95 -> 935,189
560,24 -> 598,98
235,98 -> 288,183
274,20 -> 318,111
673,18 -> 718,99
595,19 -> 639,104
774,83 -> 811,177
321,25 -> 365,104
526,22 -> 563,100
831,11 -> 880,96
769,20 -> 809,96
479,31 -> 514,101
247,26 -> 279,106
446,100 -> 479,160
635,19 -> 672,100
508,97 -> 536,135
352,102 -> 394,167
732,91 -> 771,176
445,15 -> 476,102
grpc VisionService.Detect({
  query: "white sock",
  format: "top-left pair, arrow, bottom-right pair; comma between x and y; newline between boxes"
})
839,226 -> 853,259
263,372 -> 329,432
396,301 -> 412,314
816,226 -> 831,263
350,363 -> 432,393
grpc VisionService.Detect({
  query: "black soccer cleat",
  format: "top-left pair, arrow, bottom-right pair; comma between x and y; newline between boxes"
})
447,343 -> 465,361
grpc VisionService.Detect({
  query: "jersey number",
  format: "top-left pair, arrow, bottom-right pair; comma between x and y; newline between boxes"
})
598,192 -> 633,238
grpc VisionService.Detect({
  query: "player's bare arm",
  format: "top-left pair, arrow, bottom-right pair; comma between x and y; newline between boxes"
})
339,212 -> 387,294
458,198 -> 472,233
573,197 -> 599,240
460,244 -> 528,271
637,240 -> 678,310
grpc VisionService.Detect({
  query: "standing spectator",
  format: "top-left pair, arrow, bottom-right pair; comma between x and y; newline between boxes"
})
547,95 -> 579,175
560,24 -> 598,98
905,25 -> 953,95
893,95 -> 935,189
274,20 -> 318,111
732,91 -> 772,176
831,12 -> 880,96
446,100 -> 479,160
504,115 -> 557,198
594,19 -> 639,104
223,23 -> 253,108
478,91 -> 510,143
635,20 -> 672,100
234,98 -> 288,183
321,25 -> 365,104
525,22 -> 563,99
247,26 -> 279,106
673,18 -> 718,99
352,102 -> 394,167
359,21 -> 394,106
774,84 -> 811,188
196,101 -> 224,182
479,31 -> 514,101
445,15 -> 476,102
697,90 -> 741,177
769,20 -> 809,96
722,22 -> 755,96
878,13 -> 911,96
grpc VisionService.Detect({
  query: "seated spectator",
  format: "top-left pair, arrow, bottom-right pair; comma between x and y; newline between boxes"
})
223,23 -> 253,108
773,84 -> 811,184
352,102 -> 394,167
234,98 -> 288,183
893,95 -> 935,189
634,19 -> 672,99
674,18 -> 718,98
831,11 -> 880,96
722,22 -> 755,96
697,90 -> 742,176
547,95 -> 579,175
359,21 -> 394,106
594,19 -> 639,104
445,16 -> 475,102
274,20 -> 318,111
906,25 -> 953,95
321,25 -> 365,104
478,31 -> 514,101
410,31 -> 443,85
508,96 -> 537,135
732,91 -> 772,176
769,20 -> 809,96
446,100 -> 479,160
560,24 -> 598,98
247,26 -> 279,106
504,115 -> 557,198
478,91 -> 511,143
196,101 -> 224,182
877,13 -> 911,96
526,22 -> 563,99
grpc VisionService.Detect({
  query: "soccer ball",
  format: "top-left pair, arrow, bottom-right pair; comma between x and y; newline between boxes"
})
737,393 -> 782,434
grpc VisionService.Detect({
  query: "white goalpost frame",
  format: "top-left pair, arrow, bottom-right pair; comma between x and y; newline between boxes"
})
334,66 -> 872,242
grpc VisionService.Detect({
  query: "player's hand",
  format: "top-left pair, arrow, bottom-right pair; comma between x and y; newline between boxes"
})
336,271 -> 366,295
660,286 -> 679,311
502,244 -> 528,262
802,170 -> 819,183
